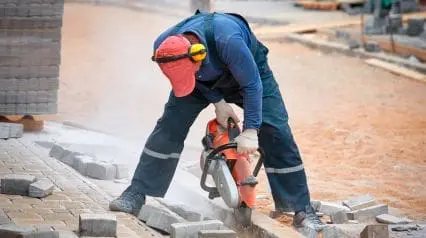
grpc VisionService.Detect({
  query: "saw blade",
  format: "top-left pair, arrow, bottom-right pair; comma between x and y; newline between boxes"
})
211,159 -> 240,208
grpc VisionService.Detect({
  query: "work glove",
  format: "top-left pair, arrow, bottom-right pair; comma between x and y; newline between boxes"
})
234,129 -> 259,155
213,99 -> 240,128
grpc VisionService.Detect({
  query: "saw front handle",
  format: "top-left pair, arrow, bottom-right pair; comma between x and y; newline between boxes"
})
200,142 -> 265,199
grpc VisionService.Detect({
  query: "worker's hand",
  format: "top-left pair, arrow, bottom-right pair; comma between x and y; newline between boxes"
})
234,129 -> 258,155
213,99 -> 240,128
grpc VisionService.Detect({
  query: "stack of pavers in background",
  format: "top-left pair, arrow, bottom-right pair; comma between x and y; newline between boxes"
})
0,0 -> 64,116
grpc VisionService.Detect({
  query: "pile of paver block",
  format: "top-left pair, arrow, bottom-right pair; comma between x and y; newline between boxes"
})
0,122 -> 23,139
269,194 -> 421,238
1,174 -> 54,198
48,144 -> 130,180
138,199 -> 238,237
0,0 -> 64,116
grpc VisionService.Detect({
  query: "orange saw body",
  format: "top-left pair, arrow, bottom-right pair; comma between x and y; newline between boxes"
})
200,118 -> 264,226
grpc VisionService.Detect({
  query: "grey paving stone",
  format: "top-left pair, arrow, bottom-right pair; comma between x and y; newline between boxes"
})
49,144 -> 66,159
1,174 -> 36,195
59,152 -> 80,167
330,210 -> 349,224
0,16 -> 63,29
0,66 -> 59,78
166,204 -> 203,222
360,224 -> 389,238
147,212 -> 187,234
0,4 -> 64,17
171,220 -> 224,238
138,204 -> 173,222
0,78 -> 59,91
0,224 -> 35,237
28,178 -> 54,198
0,102 -> 57,115
0,122 -> 23,139
353,204 -> 389,222
57,230 -> 79,238
0,90 -> 57,104
78,213 -> 117,237
86,162 -> 116,180
72,154 -> 94,176
22,230 -> 60,238
343,195 -> 376,211
113,163 -> 129,179
198,230 -> 237,238
376,214 -> 410,224
319,201 -> 350,215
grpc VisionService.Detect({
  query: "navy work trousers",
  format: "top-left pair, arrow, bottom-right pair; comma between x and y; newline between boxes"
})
131,42 -> 311,212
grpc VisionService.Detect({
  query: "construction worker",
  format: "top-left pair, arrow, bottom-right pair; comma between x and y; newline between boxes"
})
109,10 -> 325,231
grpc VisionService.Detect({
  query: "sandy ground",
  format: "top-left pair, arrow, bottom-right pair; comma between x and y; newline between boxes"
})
57,3 -> 426,225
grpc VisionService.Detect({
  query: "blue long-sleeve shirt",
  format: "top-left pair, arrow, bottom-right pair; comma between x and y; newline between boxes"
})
153,13 -> 263,130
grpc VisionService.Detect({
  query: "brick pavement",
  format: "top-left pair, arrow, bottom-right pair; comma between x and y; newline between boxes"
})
0,137 -> 163,237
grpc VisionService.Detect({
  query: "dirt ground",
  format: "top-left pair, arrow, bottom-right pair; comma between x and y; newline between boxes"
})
58,3 -> 426,226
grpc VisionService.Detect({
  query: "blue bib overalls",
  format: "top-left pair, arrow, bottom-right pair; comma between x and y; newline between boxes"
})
131,11 -> 312,212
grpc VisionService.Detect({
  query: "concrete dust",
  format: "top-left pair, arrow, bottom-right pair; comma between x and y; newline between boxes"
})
57,3 -> 426,228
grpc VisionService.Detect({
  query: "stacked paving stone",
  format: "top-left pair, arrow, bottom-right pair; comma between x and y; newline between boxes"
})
0,0 -> 64,115
48,144 -> 130,180
138,199 -> 238,237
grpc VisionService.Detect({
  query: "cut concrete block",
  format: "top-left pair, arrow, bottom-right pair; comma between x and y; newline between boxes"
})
138,203 -> 172,222
29,179 -> 54,198
86,162 -> 116,180
376,214 -> 410,224
356,204 -> 389,222
146,212 -> 186,234
79,213 -> 117,237
319,201 -> 350,215
72,155 -> 94,176
198,230 -> 237,238
0,224 -> 35,237
360,224 -> 389,238
330,210 -> 349,224
171,220 -> 224,238
167,204 -> 203,222
1,174 -> 36,196
343,195 -> 376,210
113,163 -> 129,179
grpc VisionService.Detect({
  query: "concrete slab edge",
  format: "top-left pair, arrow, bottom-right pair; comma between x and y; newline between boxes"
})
259,32 -> 426,74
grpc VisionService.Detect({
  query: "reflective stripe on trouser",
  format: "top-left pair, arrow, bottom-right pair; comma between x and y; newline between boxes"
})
130,90 -> 209,197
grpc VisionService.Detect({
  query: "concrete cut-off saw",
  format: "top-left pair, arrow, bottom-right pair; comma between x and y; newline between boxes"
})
200,117 -> 264,227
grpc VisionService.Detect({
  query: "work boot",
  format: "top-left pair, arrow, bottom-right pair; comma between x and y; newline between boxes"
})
109,185 -> 146,216
293,205 -> 325,232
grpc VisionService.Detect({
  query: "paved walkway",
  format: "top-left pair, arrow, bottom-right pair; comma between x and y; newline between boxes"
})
0,137 -> 162,237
